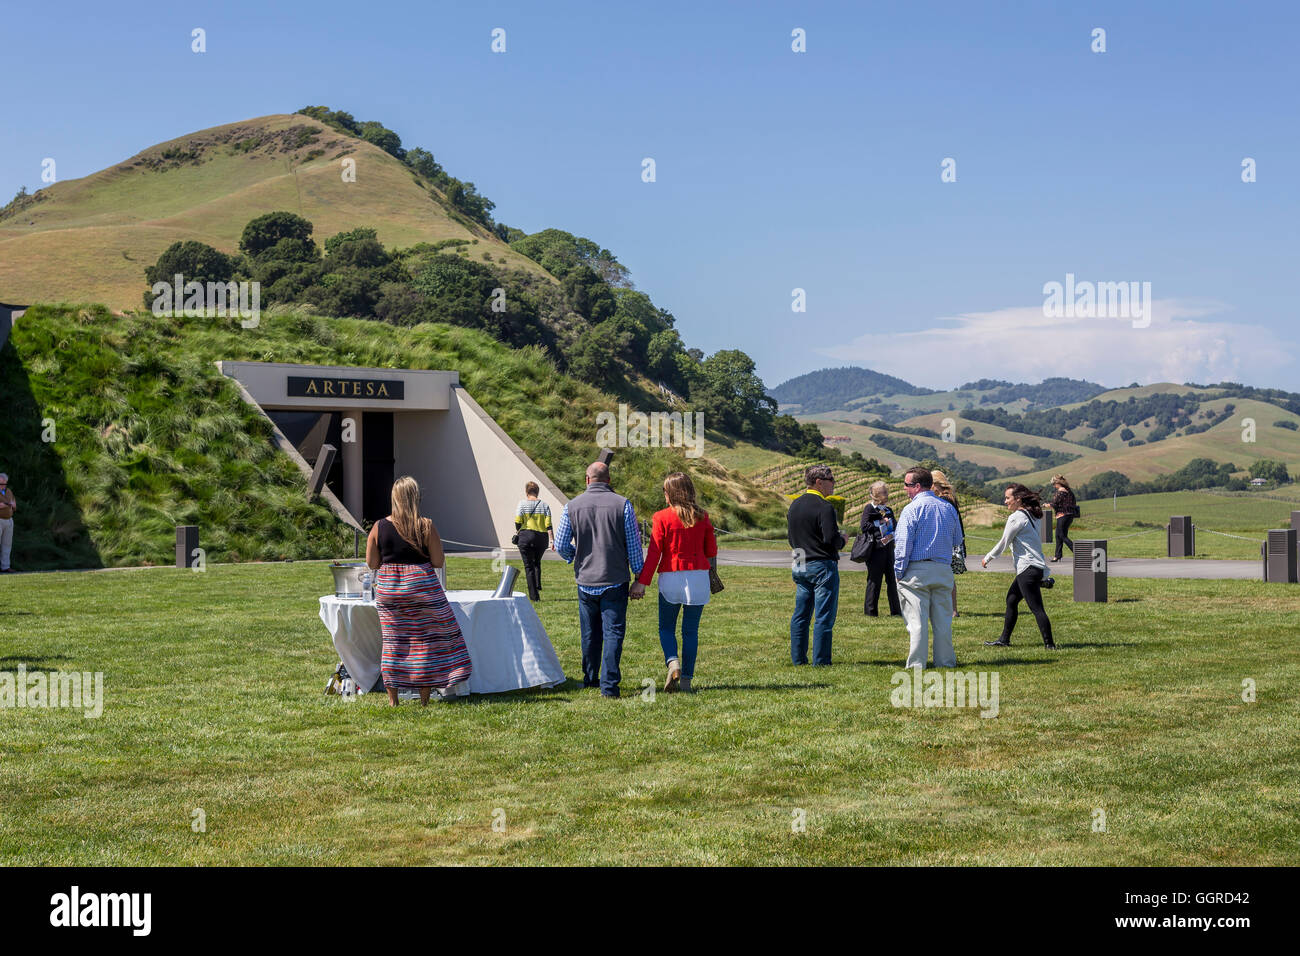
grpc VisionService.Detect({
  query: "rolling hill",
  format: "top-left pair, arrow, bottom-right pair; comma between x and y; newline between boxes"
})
772,366 -> 1300,499
0,113 -> 549,309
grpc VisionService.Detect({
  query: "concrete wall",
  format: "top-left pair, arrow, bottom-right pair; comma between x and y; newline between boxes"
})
216,360 -> 567,552
393,390 -> 568,551
217,360 -> 455,411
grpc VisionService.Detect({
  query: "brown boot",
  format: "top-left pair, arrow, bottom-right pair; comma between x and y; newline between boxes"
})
664,660 -> 681,693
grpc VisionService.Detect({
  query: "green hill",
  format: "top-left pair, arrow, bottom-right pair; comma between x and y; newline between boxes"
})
4,304 -> 787,570
0,114 -> 548,310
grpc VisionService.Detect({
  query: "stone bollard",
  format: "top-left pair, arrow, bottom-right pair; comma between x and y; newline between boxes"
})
175,525 -> 199,569
1073,539 -> 1108,603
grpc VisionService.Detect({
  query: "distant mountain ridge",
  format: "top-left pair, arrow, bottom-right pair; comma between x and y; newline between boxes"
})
769,366 -> 933,413
770,366 -> 1107,415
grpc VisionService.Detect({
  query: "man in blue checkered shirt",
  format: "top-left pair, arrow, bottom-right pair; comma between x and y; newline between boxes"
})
555,461 -> 644,697
893,465 -> 963,668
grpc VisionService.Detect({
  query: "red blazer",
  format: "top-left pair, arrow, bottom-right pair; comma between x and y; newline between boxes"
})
637,507 -> 718,585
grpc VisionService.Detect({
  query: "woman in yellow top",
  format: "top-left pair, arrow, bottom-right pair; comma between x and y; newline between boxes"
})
514,481 -> 554,601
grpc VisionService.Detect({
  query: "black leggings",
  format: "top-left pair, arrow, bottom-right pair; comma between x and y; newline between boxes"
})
1001,567 -> 1054,645
1054,515 -> 1074,559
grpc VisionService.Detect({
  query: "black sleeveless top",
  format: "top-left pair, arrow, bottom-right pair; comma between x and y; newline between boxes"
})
377,517 -> 430,565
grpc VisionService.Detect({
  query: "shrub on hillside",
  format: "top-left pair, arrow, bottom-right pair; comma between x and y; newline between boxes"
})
142,241 -> 235,308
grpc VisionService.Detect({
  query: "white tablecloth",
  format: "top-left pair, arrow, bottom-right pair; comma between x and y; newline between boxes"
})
318,590 -> 565,695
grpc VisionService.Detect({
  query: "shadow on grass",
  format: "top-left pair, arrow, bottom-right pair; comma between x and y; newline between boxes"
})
1052,641 -> 1140,649
700,682 -> 832,692
0,654 -> 74,670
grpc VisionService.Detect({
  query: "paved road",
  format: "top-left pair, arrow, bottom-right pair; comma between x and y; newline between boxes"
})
452,549 -> 1263,580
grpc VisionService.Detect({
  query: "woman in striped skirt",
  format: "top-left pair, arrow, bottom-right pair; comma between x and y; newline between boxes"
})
365,476 -> 472,706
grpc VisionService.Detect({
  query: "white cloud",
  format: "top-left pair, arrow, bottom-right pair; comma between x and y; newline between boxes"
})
818,299 -> 1294,389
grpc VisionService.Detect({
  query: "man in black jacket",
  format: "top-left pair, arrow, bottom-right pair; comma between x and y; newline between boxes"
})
787,464 -> 846,665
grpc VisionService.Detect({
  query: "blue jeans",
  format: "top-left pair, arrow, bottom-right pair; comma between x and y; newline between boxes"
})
578,582 -> 629,695
791,559 -> 839,665
658,593 -> 704,678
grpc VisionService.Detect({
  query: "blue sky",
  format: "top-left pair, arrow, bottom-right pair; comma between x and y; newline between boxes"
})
4,0 -> 1297,390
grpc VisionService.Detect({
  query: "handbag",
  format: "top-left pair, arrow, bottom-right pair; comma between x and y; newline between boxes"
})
951,542 -> 968,575
850,532 -> 874,564
511,532 -> 519,545
708,556 -> 725,594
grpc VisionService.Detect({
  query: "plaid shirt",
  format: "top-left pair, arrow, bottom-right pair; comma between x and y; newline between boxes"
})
555,498 -> 644,595
893,491 -> 964,577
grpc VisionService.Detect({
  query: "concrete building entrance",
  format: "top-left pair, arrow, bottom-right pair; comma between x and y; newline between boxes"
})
217,361 -> 567,550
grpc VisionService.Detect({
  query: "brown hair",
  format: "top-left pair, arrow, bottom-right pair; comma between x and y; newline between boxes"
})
1051,474 -> 1071,491
524,481 -> 539,496
804,464 -> 834,487
1006,483 -> 1045,521
904,466 -> 933,489
390,475 -> 429,555
664,472 -> 705,528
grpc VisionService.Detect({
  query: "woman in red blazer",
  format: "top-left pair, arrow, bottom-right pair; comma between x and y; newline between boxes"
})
630,472 -> 718,693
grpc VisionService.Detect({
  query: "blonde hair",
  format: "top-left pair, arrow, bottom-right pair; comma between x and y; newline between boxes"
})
870,480 -> 889,504
932,478 -> 958,506
1051,474 -> 1071,491
389,476 -> 428,555
664,472 -> 704,528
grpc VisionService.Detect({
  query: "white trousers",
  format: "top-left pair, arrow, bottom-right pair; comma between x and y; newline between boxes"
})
0,518 -> 12,570
898,560 -> 956,668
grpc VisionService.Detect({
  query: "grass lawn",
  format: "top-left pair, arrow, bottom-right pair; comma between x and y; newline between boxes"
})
2,558 -> 1297,865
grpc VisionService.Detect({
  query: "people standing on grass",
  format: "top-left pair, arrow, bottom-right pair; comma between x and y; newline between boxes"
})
366,476 -> 472,706
982,484 -> 1057,649
929,470 -> 965,617
0,472 -> 15,573
555,461 -> 644,698
894,466 -> 963,669
786,464 -> 846,666
514,481 -> 553,601
631,472 -> 717,693
859,480 -> 901,617
1049,474 -> 1079,563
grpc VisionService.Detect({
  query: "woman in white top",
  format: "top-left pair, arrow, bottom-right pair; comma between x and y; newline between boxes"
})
981,483 -> 1057,649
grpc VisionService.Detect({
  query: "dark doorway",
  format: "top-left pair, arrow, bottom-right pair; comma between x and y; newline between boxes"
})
362,412 -> 395,522
267,411 -> 344,504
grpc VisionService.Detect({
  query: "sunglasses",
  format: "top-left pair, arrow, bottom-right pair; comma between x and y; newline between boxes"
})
903,481 -> 919,487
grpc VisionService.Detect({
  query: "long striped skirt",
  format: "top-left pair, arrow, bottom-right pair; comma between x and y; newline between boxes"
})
376,563 -> 473,690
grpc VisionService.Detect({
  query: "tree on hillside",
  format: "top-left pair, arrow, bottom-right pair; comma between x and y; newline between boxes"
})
567,323 -> 633,388
561,265 -> 616,323
358,121 -> 404,159
240,211 -> 316,259
690,350 -> 777,443
510,228 -> 630,286
142,241 -> 235,306
1249,459 -> 1290,483
1081,471 -> 1132,500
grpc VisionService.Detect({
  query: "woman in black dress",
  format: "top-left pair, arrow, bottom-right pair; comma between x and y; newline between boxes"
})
859,481 -> 901,616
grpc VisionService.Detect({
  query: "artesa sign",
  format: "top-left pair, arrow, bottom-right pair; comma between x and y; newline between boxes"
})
286,376 -> 405,400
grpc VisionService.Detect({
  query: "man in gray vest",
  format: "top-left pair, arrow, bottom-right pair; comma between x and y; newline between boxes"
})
555,461 -> 645,697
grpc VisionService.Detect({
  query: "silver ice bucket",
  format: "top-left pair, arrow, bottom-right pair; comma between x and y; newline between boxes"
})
330,562 -> 369,599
